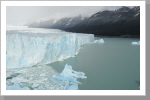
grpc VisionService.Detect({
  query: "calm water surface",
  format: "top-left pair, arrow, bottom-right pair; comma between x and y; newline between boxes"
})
48,38 -> 140,90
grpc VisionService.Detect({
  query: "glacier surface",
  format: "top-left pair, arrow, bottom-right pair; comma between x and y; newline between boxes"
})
6,27 -> 94,69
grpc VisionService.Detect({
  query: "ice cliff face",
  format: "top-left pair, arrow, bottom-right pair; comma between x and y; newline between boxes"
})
6,27 -> 94,69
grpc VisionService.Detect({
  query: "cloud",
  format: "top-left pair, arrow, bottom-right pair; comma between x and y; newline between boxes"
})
6,6 -> 133,25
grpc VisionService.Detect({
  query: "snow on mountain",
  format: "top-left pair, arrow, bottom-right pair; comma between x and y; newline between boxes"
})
29,15 -> 87,29
28,6 -> 140,37
6,26 -> 94,69
36,13 -> 66,23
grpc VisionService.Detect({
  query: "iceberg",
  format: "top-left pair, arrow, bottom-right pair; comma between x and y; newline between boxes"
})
6,27 -> 94,69
51,64 -> 87,90
131,41 -> 140,45
61,64 -> 87,79
93,39 -> 104,43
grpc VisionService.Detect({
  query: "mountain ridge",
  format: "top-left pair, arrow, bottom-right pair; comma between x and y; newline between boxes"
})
29,6 -> 140,37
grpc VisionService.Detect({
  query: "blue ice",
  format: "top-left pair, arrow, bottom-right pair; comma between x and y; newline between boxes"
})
51,64 -> 87,90
64,83 -> 78,90
6,83 -> 30,90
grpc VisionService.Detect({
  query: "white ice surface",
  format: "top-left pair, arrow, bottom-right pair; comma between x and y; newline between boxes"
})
131,41 -> 140,45
6,65 -> 63,90
11,77 -> 29,83
93,39 -> 104,43
6,83 -> 30,90
6,26 -> 94,69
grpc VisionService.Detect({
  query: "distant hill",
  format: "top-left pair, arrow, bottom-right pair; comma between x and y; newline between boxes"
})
29,6 -> 140,37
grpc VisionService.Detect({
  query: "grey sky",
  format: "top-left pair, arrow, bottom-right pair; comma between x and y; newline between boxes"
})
6,6 -> 130,26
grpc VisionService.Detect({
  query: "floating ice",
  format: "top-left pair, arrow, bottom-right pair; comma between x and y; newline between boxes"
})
32,83 -> 40,88
93,39 -> 104,43
7,83 -> 30,90
6,27 -> 94,69
40,73 -> 46,77
60,64 -> 87,79
6,73 -> 21,80
11,77 -> 29,83
52,74 -> 81,84
51,64 -> 87,90
38,86 -> 45,90
64,83 -> 78,90
131,41 -> 140,45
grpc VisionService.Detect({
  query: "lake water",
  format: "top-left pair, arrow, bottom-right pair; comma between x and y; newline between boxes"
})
48,37 -> 140,90
6,27 -> 140,90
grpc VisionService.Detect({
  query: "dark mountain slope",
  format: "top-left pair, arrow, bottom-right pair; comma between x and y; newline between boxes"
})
65,6 -> 140,37
29,6 -> 140,37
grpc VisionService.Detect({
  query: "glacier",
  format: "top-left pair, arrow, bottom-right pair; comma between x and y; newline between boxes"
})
51,64 -> 87,90
6,27 -> 94,69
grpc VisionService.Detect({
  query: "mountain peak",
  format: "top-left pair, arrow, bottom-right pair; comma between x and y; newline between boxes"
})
117,6 -> 131,12
132,6 -> 140,12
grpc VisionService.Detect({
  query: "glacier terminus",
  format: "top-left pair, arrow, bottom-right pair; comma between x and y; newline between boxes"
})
6,26 -> 94,69
6,26 -> 95,90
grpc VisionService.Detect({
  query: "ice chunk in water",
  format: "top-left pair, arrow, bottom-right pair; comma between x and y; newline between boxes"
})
64,83 -> 78,90
32,83 -> 40,88
51,64 -> 87,90
61,64 -> 87,79
93,39 -> 104,43
131,41 -> 140,45
11,77 -> 29,83
40,73 -> 46,77
72,70 -> 87,79
51,79 -> 66,86
61,64 -> 72,75
7,83 -> 30,90
52,74 -> 81,84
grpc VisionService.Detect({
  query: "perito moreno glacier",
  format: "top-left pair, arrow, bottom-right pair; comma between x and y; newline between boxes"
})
6,26 -> 95,69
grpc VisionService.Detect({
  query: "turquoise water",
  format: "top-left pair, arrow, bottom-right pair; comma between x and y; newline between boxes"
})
48,38 -> 140,90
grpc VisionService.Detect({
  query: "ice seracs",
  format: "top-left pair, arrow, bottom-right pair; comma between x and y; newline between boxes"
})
51,64 -> 87,90
131,41 -> 140,45
6,27 -> 94,69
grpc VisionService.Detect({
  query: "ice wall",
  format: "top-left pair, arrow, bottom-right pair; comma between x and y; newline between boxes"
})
6,29 -> 94,69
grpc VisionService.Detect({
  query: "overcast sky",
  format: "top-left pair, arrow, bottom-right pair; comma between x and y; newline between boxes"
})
7,6 -> 129,26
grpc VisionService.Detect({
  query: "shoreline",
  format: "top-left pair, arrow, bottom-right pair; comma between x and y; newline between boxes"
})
27,26 -> 140,38
94,35 -> 140,38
